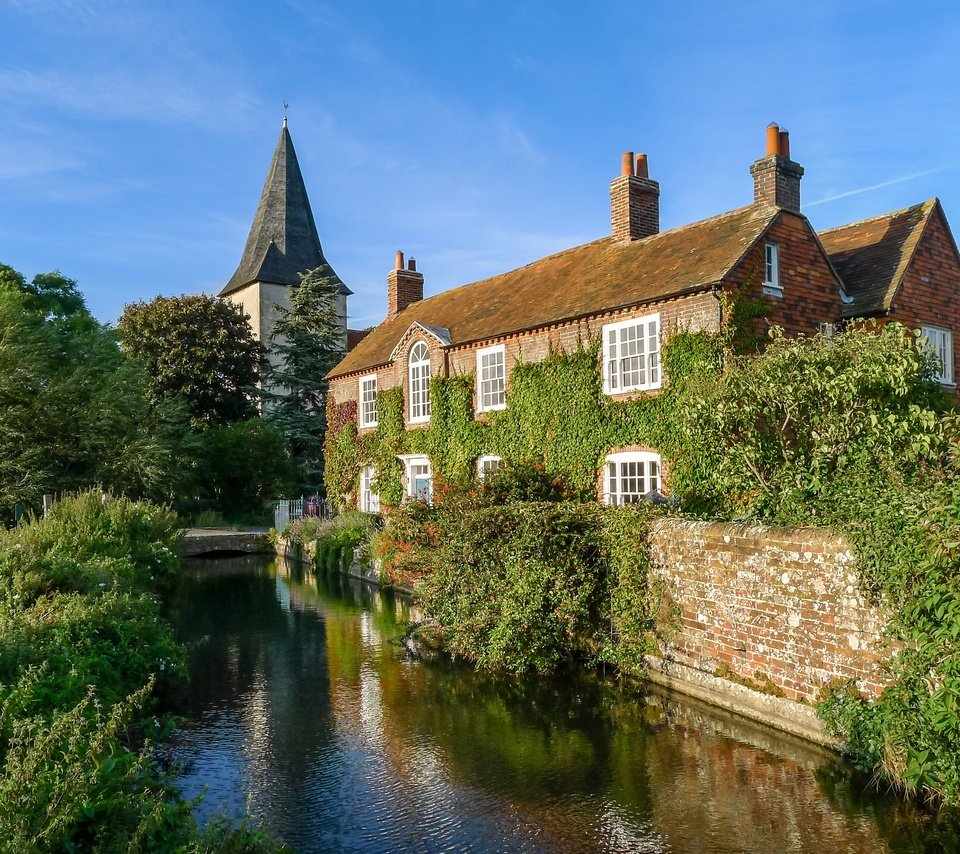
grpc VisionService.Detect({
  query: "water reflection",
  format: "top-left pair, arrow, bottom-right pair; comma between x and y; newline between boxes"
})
163,555 -> 960,853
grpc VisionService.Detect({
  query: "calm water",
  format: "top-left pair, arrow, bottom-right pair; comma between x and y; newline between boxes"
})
163,555 -> 959,853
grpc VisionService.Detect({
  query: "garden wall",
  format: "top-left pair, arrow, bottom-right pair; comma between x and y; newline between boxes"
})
647,519 -> 890,708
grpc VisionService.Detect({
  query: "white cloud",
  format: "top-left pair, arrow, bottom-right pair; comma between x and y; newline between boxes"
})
806,167 -> 951,208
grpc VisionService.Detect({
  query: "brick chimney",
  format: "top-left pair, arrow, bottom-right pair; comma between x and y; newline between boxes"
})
610,152 -> 660,241
386,250 -> 424,321
750,123 -> 804,212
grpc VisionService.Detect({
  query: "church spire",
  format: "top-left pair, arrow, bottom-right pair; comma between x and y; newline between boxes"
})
220,121 -> 350,297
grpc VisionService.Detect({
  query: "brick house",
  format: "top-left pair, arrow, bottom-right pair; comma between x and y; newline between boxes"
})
327,124 -> 960,509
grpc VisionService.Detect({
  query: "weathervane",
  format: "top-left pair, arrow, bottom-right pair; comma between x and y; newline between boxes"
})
283,100 -> 289,128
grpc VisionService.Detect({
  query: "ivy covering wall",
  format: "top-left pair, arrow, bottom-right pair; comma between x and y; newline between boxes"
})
324,332 -> 724,510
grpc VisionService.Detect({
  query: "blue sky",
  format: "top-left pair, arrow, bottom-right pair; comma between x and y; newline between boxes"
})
1,1 -> 958,328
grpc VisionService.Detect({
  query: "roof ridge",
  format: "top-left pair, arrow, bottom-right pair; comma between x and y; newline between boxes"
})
391,203 -> 773,321
818,198 -> 936,236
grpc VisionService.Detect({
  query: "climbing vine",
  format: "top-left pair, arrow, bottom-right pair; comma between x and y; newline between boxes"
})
324,331 -> 724,509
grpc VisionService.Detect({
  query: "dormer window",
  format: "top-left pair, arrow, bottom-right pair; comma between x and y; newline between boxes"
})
408,340 -> 431,423
763,242 -> 782,297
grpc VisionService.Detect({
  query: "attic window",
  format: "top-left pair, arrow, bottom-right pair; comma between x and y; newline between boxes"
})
763,243 -> 782,296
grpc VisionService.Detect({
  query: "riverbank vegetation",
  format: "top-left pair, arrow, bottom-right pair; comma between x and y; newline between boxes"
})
329,320 -> 960,805
0,491 -> 285,851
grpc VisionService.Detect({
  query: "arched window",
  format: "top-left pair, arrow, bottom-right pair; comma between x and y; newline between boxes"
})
604,451 -> 661,505
359,465 -> 380,513
408,341 -> 431,422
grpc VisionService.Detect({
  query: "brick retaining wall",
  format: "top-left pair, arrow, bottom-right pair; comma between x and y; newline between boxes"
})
648,519 -> 890,704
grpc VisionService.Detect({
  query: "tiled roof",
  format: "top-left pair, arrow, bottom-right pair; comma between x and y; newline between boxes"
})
221,125 -> 350,297
329,204 -> 778,378
818,199 -> 937,318
346,328 -> 371,352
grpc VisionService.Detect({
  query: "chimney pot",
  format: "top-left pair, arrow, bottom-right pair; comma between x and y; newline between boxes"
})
765,123 -> 781,156
610,151 -> 659,241
751,124 -> 804,212
386,253 -> 424,321
778,129 -> 790,160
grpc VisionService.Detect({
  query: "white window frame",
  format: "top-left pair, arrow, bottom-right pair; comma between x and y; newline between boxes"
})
476,344 -> 507,412
359,465 -> 380,513
602,313 -> 661,395
408,340 -> 432,423
763,242 -> 782,297
603,451 -> 662,506
359,375 -> 378,428
399,454 -> 433,502
477,454 -> 502,479
921,325 -> 954,386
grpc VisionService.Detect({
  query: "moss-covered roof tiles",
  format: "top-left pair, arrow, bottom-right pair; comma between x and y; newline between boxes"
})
330,204 -> 778,378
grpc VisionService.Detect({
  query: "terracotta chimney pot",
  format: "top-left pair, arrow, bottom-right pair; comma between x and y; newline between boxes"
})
395,250 -> 404,270
621,151 -> 635,177
766,123 -> 781,156
635,153 -> 649,179
778,129 -> 790,160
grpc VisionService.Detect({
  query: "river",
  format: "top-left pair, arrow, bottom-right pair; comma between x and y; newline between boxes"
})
162,554 -> 959,853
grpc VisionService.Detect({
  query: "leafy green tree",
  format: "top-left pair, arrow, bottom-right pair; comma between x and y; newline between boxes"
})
0,265 -> 193,518
194,419 -> 297,518
117,294 -> 263,427
262,268 -> 345,489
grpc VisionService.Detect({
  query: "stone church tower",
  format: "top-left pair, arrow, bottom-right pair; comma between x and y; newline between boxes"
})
220,119 -> 350,370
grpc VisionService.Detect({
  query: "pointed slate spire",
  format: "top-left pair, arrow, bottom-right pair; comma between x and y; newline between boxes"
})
220,123 -> 351,296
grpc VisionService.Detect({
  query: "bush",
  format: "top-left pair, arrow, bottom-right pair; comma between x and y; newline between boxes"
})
381,478 -> 658,674
0,491 -> 283,849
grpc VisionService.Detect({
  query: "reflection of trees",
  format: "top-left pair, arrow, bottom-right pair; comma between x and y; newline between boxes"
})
167,555 -> 336,796
168,556 -> 952,853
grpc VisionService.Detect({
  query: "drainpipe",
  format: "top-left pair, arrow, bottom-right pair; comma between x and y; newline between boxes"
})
711,284 -> 723,331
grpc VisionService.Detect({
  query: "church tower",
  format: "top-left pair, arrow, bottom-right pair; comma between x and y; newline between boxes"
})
220,119 -> 350,370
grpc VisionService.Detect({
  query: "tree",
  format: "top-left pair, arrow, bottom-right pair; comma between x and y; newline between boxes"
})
0,265 -> 194,517
193,420 -> 297,518
117,294 -> 263,428
262,268 -> 346,489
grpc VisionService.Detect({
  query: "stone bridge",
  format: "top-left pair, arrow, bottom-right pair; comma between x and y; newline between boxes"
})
179,527 -> 272,558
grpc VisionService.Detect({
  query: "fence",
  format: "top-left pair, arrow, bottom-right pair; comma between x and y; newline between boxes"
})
273,497 -> 335,530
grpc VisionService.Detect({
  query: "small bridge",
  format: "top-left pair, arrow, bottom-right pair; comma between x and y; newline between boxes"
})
179,527 -> 273,558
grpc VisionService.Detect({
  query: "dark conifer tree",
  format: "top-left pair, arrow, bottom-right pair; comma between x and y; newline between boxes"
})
261,267 -> 346,490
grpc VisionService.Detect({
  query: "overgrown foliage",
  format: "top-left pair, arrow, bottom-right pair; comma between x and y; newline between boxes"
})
327,311 -> 960,804
0,491 -> 285,850
375,471 -> 656,675
673,322 -> 960,805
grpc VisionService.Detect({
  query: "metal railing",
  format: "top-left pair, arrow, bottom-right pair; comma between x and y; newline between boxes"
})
273,497 -> 335,530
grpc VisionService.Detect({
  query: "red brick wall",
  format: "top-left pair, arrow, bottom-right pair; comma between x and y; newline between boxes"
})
889,205 -> 960,389
729,211 -> 842,337
649,519 -> 890,703
329,289 -> 722,418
